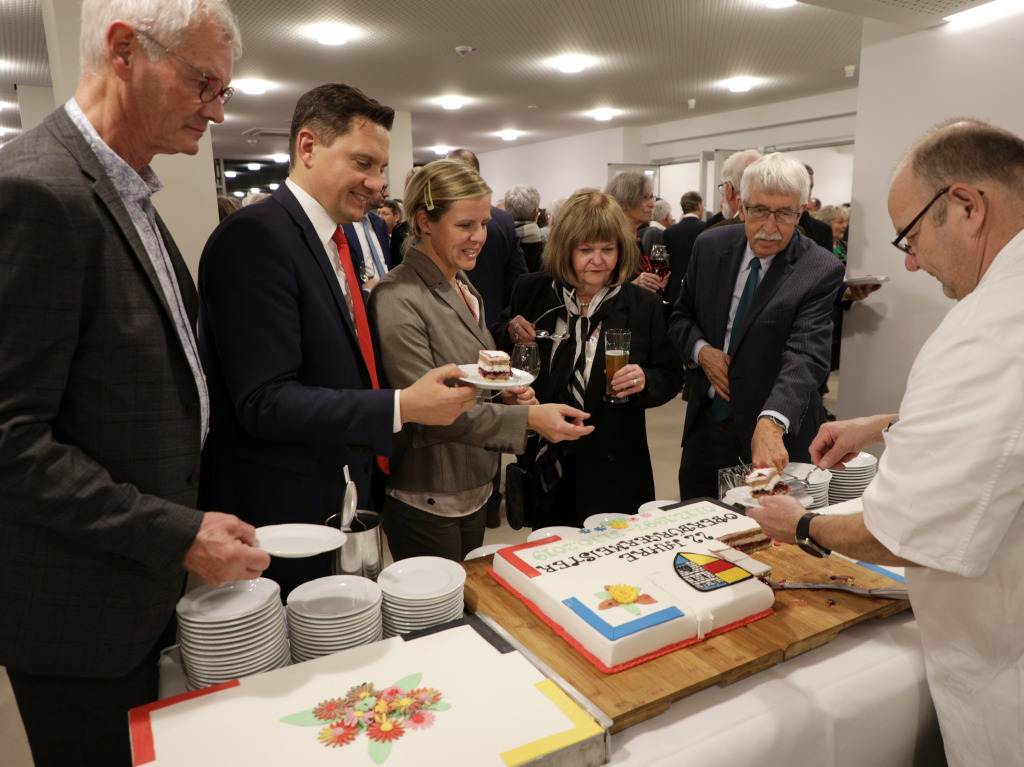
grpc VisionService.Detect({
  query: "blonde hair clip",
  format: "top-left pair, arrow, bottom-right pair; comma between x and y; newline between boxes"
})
425,179 -> 435,211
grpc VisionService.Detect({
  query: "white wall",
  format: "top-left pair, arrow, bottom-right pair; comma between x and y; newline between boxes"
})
476,127 -> 628,208
840,6 -> 1024,422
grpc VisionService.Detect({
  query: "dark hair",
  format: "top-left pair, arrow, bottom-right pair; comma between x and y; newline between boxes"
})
680,191 -> 703,214
288,84 -> 394,166
379,199 -> 401,217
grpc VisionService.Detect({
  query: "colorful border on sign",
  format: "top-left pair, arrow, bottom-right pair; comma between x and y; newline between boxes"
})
495,538 -> 563,578
499,679 -> 604,765
563,597 -> 684,640
129,679 -> 241,765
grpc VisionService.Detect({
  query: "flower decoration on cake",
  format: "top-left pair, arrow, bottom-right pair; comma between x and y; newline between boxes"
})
596,583 -> 658,614
608,519 -> 630,529
282,674 -> 450,765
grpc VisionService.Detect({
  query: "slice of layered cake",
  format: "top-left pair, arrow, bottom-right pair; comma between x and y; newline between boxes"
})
478,349 -> 511,382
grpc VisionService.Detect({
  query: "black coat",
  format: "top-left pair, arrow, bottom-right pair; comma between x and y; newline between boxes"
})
498,274 -> 683,523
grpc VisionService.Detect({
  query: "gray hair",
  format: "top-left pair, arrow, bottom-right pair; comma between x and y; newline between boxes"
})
652,198 -> 671,222
740,152 -> 811,204
604,171 -> 652,211
722,149 -> 762,189
547,198 -> 567,223
814,205 -> 848,226
504,184 -> 541,221
80,0 -> 242,74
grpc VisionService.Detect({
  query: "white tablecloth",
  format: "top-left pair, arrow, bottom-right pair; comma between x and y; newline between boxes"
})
610,612 -> 945,766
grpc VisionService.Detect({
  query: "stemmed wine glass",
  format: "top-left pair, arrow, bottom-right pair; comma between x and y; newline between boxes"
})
511,342 -> 541,383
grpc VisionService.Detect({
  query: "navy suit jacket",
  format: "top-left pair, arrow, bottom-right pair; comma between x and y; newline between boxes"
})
198,185 -> 395,535
669,226 -> 845,462
467,205 -> 527,326
662,216 -> 706,307
343,210 -> 392,281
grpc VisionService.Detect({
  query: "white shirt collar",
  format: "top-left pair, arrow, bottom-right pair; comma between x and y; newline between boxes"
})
285,177 -> 343,249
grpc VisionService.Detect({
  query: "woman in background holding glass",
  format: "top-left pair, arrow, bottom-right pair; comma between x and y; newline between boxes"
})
368,161 -> 592,561
500,190 -> 683,527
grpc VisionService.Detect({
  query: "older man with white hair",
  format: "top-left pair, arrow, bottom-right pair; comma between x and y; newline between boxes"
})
641,197 -> 674,256
0,1 -> 271,764
505,183 -> 545,272
669,152 -> 844,500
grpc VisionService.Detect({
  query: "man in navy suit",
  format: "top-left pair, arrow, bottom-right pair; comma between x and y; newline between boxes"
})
669,153 -> 845,500
198,84 -> 476,594
343,188 -> 391,290
662,191 -> 707,307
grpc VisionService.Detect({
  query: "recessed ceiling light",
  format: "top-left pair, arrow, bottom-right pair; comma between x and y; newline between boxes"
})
224,171 -> 238,178
764,0 -> 797,8
550,54 -> 595,74
233,191 -> 245,198
725,77 -> 758,93
499,130 -> 521,141
272,154 -> 289,164
232,79 -> 269,95
247,163 -> 261,171
0,100 -> 16,111
306,23 -> 357,46
588,108 -> 618,122
437,96 -> 469,110
432,145 -> 454,155
268,183 -> 280,190
250,187 -> 261,194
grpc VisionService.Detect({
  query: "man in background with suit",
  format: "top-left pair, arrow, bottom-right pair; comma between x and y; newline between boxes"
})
798,163 -> 835,251
669,153 -> 845,500
707,149 -> 762,229
0,2 -> 271,764
344,183 -> 391,291
199,84 -> 477,594
662,191 -> 706,307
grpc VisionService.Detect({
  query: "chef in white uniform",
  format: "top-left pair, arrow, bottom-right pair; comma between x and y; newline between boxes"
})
749,118 -> 1024,767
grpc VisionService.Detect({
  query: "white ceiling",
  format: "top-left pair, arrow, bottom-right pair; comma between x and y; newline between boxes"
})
0,0 -> 996,172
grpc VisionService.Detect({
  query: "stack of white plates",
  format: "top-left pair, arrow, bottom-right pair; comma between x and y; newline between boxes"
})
176,578 -> 290,690
784,462 -> 832,510
286,576 -> 383,662
827,452 -> 878,503
378,557 -> 466,638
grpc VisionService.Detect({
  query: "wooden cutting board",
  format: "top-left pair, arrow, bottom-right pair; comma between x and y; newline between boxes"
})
462,545 -> 909,733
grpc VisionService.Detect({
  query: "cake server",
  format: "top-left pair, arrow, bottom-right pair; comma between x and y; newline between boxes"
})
764,578 -> 908,600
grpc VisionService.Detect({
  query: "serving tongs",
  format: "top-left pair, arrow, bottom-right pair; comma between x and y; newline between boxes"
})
764,578 -> 908,600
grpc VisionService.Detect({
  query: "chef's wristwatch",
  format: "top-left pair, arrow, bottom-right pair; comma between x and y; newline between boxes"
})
796,512 -> 831,558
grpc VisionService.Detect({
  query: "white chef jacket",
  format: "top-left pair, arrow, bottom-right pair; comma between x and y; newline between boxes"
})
862,227 -> 1024,767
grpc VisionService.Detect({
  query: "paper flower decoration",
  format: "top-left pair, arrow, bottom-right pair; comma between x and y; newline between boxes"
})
282,673 -> 450,765
596,583 -> 658,615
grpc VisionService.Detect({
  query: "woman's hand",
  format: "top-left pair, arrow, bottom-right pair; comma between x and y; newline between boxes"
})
508,315 -> 536,344
527,404 -> 594,442
609,362 -> 646,398
500,385 -> 538,406
632,271 -> 670,293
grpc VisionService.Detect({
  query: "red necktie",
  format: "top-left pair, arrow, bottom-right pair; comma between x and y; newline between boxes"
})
332,226 -> 390,474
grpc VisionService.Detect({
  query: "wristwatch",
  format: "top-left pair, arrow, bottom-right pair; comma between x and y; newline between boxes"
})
796,512 -> 831,558
759,414 -> 788,434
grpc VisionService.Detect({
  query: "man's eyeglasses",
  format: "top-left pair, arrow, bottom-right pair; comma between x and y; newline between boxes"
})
743,205 -> 801,225
890,187 -> 950,255
137,29 -> 233,105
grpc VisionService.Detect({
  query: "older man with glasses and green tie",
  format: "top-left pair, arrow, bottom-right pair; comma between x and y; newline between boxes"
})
669,152 -> 845,501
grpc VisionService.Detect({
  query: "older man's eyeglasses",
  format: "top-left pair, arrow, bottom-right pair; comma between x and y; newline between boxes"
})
743,205 -> 801,225
137,29 -> 234,104
890,187 -> 950,255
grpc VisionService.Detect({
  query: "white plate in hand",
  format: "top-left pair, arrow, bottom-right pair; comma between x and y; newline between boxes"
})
255,524 -> 346,558
723,486 -> 812,509
456,363 -> 536,390
845,275 -> 890,286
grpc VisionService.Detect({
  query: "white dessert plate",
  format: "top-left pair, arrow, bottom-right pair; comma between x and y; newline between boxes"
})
287,575 -> 381,617
845,275 -> 890,287
582,512 -> 634,529
255,524 -> 346,558
527,526 -> 581,542
176,578 -> 280,623
723,486 -> 812,509
464,543 -> 511,560
378,557 -> 467,601
456,363 -> 536,390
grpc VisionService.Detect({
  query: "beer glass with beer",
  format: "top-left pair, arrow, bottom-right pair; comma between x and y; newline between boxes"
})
604,329 -> 631,403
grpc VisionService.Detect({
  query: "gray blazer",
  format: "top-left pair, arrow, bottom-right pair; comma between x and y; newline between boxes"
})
0,108 -> 203,678
368,249 -> 529,494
